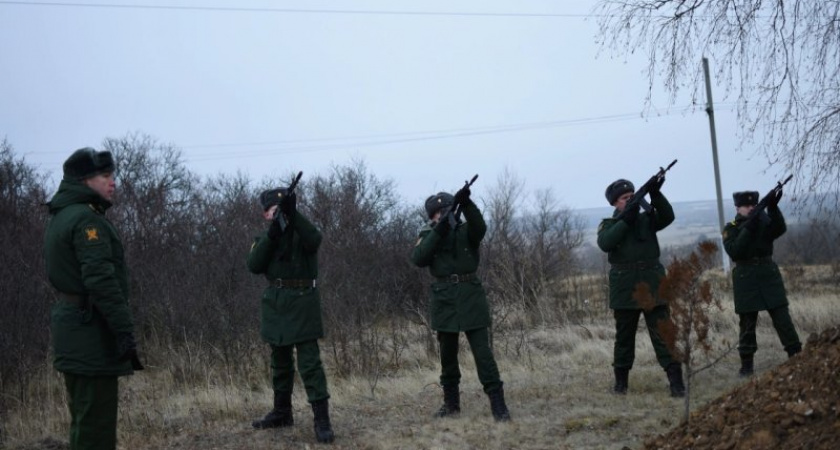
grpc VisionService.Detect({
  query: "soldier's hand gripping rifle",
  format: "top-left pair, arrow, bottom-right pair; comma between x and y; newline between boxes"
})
617,159 -> 677,221
739,175 -> 792,229
445,174 -> 478,228
274,171 -> 303,232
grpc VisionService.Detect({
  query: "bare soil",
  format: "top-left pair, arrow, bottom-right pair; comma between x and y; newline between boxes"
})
642,326 -> 840,450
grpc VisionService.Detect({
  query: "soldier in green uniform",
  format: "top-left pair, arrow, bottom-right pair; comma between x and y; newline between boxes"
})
410,186 -> 511,422
597,178 -> 685,397
722,190 -> 801,377
44,147 -> 144,450
247,187 -> 334,443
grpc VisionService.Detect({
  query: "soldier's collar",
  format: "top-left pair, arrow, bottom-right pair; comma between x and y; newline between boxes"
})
88,203 -> 106,214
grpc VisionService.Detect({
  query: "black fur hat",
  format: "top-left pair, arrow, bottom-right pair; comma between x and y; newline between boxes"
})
259,188 -> 288,211
62,147 -> 115,180
424,192 -> 454,218
605,179 -> 634,205
733,191 -> 759,207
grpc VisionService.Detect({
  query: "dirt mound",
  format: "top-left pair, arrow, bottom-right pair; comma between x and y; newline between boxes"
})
643,327 -> 840,450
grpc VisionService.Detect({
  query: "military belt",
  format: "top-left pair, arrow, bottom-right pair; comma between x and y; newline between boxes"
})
436,273 -> 478,283
273,279 -> 317,289
735,256 -> 773,267
610,261 -> 660,271
58,292 -> 87,307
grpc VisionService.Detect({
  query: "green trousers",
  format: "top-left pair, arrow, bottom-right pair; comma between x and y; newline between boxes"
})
63,373 -> 119,450
738,306 -> 801,355
271,340 -> 329,403
612,306 -> 676,370
438,327 -> 502,393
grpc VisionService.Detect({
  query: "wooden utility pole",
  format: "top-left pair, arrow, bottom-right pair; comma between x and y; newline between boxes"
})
702,57 -> 729,271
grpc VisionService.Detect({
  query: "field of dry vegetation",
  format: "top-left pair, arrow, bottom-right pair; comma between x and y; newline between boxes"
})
2,140 -> 839,450
4,264 -> 839,450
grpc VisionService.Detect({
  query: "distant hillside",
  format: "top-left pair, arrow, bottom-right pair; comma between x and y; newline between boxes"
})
575,199 -> 808,248
576,199 -> 725,230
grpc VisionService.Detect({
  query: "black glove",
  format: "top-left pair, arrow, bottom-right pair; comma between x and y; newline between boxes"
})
267,213 -> 283,240
434,216 -> 451,237
621,201 -> 639,225
744,215 -> 760,232
117,332 -> 145,370
280,191 -> 297,216
767,188 -> 782,208
648,175 -> 665,195
454,186 -> 471,205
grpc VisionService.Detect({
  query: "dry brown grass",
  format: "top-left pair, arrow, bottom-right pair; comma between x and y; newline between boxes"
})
4,267 -> 839,450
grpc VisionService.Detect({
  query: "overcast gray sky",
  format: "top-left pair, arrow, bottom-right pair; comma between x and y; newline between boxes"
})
0,0 -> 781,210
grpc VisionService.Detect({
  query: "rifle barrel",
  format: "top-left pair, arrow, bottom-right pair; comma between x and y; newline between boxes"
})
288,171 -> 303,192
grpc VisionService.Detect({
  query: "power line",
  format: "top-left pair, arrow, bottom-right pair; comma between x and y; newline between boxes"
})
182,113 -> 645,150
182,102 -> 739,157
185,106 -> 735,162
0,1 -> 596,18
21,103 -> 740,159
1,2 -> 821,24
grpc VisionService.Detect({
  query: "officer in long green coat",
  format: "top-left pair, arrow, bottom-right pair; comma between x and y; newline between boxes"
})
722,190 -> 801,377
44,148 -> 143,450
410,186 -> 511,422
597,178 -> 685,397
247,187 -> 334,443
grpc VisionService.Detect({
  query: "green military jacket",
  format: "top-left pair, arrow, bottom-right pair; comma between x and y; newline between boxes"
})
597,192 -> 675,310
44,179 -> 135,376
247,210 -> 324,346
723,206 -> 788,314
410,201 -> 491,332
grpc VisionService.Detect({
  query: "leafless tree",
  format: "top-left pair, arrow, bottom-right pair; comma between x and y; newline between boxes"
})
595,0 -> 840,217
101,134 -> 265,382
774,218 -> 840,266
481,169 -> 587,356
305,160 -> 427,393
0,139 -> 51,407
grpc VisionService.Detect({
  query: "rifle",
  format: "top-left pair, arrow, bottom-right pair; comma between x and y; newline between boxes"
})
617,159 -> 677,220
274,171 -> 303,232
446,174 -> 478,228
739,175 -> 792,228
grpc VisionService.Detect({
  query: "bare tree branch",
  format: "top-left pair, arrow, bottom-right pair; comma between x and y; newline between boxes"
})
596,0 -> 840,219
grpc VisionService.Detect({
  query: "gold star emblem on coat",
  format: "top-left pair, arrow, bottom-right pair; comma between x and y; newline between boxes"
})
84,226 -> 100,241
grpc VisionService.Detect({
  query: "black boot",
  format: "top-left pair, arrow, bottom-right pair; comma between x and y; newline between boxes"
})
433,384 -> 460,418
665,363 -> 685,398
613,367 -> 629,395
487,387 -> 511,422
252,390 -> 294,429
311,398 -> 335,444
738,354 -> 754,378
785,343 -> 802,358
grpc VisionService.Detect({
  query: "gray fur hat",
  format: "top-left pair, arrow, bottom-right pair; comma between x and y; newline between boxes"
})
733,191 -> 759,207
605,179 -> 634,205
63,147 -> 115,180
424,192 -> 454,218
